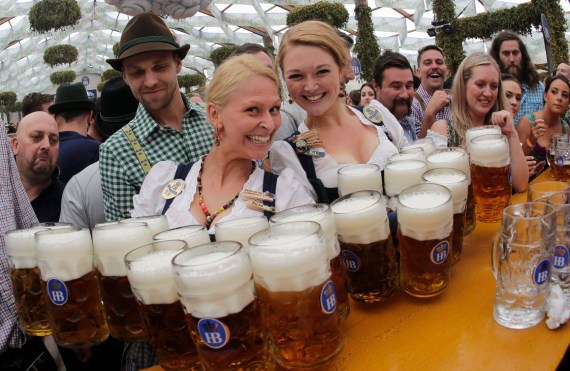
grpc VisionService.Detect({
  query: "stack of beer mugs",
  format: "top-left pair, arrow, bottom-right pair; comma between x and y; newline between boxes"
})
214,216 -> 268,252
549,133 -> 570,181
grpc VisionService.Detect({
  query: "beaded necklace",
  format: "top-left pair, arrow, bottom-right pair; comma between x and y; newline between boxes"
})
196,156 -> 255,228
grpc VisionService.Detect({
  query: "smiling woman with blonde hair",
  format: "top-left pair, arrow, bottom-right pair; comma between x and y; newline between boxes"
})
131,54 -> 314,231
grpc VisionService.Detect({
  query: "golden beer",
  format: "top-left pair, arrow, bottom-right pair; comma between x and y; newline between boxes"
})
35,228 -> 109,347
5,227 -> 51,336
173,242 -> 271,370
331,191 -> 399,303
125,240 -> 201,371
249,222 -> 343,368
92,222 -> 152,342
270,204 -> 350,319
469,134 -> 511,223
397,184 -> 453,298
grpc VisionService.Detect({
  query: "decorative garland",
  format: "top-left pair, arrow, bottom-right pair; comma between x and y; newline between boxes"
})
113,42 -> 120,58
178,74 -> 206,90
353,5 -> 379,82
50,71 -> 76,85
0,91 -> 17,122
29,0 -> 81,33
210,45 -> 238,67
43,45 -> 79,68
286,1 -> 348,29
102,69 -> 122,82
433,0 -> 568,72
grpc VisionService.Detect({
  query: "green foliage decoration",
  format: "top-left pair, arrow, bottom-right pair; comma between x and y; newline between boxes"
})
50,71 -> 76,85
433,0 -> 464,74
0,91 -> 17,124
286,1 -> 348,29
43,45 -> 79,67
178,74 -> 206,90
97,81 -> 106,92
541,0 -> 568,66
353,5 -> 379,82
29,0 -> 81,33
102,69 -> 122,82
113,42 -> 120,58
210,45 -> 239,67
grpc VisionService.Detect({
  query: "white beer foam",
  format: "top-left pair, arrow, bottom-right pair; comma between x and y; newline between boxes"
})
470,137 -> 510,167
154,225 -> 211,248
174,250 -> 254,318
120,215 -> 169,237
5,227 -> 47,269
332,196 -> 390,244
389,152 -> 426,163
93,224 -> 153,277
398,191 -> 453,241
270,206 -> 340,260
401,138 -> 436,156
215,217 -> 269,250
465,126 -> 501,152
248,232 -> 330,292
338,164 -> 383,196
127,249 -> 181,304
384,160 -> 427,197
423,171 -> 468,214
35,229 -> 94,282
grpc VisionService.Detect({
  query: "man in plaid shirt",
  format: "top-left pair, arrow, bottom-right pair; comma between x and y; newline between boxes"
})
490,31 -> 544,125
101,12 -> 213,223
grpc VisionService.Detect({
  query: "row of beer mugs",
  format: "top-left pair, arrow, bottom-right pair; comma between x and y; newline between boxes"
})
548,133 -> 570,181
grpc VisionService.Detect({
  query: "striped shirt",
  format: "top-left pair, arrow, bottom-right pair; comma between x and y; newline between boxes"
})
0,130 -> 38,353
100,94 -> 213,221
411,84 -> 452,136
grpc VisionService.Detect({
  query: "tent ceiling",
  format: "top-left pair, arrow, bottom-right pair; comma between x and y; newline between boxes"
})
0,0 -> 569,100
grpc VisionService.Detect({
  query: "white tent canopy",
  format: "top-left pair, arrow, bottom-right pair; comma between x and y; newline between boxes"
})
0,0 -> 569,100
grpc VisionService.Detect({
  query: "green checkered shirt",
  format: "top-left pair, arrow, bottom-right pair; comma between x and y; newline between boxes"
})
100,94 -> 213,221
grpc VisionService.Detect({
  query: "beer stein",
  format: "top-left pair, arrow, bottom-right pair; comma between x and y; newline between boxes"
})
32,222 -> 72,228
384,160 -> 427,197
249,221 -> 343,368
125,239 -> 201,370
469,134 -> 511,223
399,146 -> 426,161
331,191 -> 398,303
172,241 -> 272,370
553,139 -> 570,182
400,137 -> 436,156
337,164 -> 382,197
154,225 -> 211,247
5,227 -> 51,336
492,202 -> 556,329
527,181 -> 570,202
92,222 -> 152,342
120,214 -> 169,237
464,125 -> 501,153
426,147 -> 475,235
398,183 -> 453,297
270,204 -> 350,319
35,228 -> 109,347
548,134 -> 569,180
214,216 -> 269,252
422,168 -> 468,265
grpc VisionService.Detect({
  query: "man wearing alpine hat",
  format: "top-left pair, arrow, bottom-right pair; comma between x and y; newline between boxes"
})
100,12 -> 212,223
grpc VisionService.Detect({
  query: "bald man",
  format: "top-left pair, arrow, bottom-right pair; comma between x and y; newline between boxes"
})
556,63 -> 570,80
11,111 -> 65,222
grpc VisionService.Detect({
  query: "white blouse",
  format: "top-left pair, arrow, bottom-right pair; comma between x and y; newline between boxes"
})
131,158 -> 315,232
270,105 -> 401,193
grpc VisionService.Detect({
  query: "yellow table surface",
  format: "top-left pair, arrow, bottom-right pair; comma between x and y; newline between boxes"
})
145,169 -> 569,371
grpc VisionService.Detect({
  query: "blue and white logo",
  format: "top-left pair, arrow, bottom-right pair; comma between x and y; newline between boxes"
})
320,280 -> 337,315
351,57 -> 361,77
430,241 -> 449,264
552,245 -> 569,269
533,259 -> 551,286
47,278 -> 68,306
341,250 -> 360,272
197,318 -> 229,349
556,155 -> 564,166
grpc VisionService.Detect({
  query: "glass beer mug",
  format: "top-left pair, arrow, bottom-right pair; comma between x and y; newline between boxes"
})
492,203 -> 557,329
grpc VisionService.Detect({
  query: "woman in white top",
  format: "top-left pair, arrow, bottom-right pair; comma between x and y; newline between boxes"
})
269,21 -> 406,202
132,55 -> 314,231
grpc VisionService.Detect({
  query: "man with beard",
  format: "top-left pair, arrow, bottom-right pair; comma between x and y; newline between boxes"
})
490,31 -> 544,125
411,45 -> 451,138
11,111 -> 64,222
100,12 -> 212,222
372,51 -> 418,142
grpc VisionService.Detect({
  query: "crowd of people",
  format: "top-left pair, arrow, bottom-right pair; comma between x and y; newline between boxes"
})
1,11 -> 569,371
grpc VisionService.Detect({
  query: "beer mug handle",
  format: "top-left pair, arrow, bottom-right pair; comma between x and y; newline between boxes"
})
491,233 -> 500,279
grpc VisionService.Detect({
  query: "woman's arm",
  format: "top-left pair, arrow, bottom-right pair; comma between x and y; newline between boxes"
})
516,114 -> 533,156
490,111 -> 529,192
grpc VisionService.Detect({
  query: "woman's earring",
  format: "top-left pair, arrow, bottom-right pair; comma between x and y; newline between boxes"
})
288,96 -> 293,104
214,129 -> 221,146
